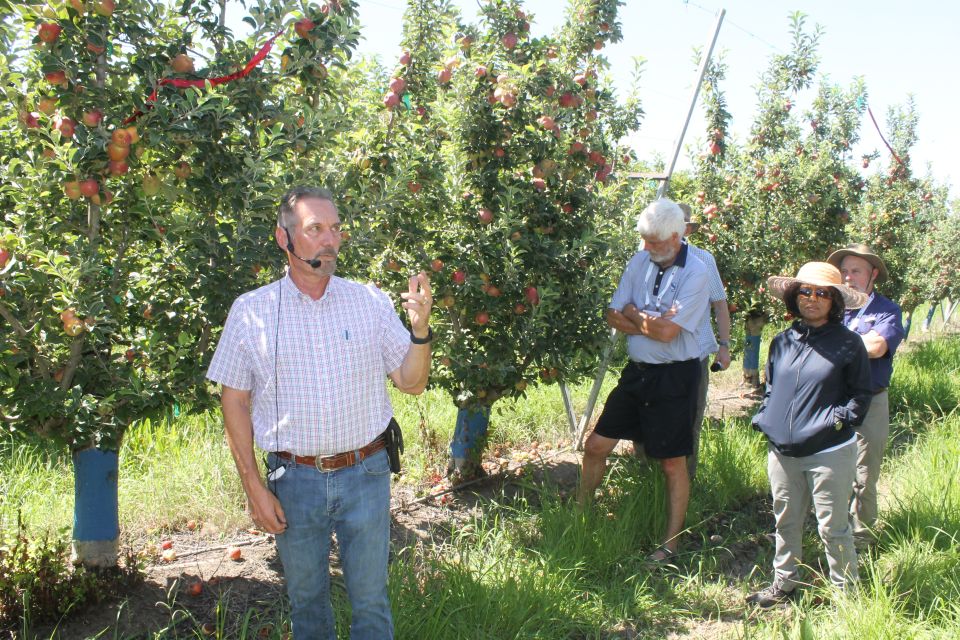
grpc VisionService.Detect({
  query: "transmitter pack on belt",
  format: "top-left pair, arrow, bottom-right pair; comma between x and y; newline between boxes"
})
384,417 -> 404,474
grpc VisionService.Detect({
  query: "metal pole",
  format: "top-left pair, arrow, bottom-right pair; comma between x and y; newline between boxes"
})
658,8 -> 726,198
574,10 -> 727,451
559,382 -> 577,437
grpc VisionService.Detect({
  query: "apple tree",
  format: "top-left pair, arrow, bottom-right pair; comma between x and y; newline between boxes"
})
676,14 -> 866,385
324,0 -> 643,478
849,98 -> 948,330
0,0 -> 360,565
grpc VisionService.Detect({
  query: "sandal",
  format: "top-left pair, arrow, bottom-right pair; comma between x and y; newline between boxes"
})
645,545 -> 677,565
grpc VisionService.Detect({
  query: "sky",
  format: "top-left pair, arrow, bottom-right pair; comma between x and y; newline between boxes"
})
342,0 -> 958,197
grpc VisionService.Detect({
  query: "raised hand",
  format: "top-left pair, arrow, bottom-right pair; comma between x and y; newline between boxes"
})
400,271 -> 432,336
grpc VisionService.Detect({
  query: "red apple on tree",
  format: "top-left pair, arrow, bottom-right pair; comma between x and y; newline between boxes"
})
45,70 -> 68,87
38,23 -> 62,44
537,115 -> 555,130
294,18 -> 315,39
430,259 -> 444,272
388,77 -> 406,94
407,181 -> 421,194
171,54 -> 195,74
55,117 -> 76,138
63,180 -> 82,200
0,248 -> 10,269
437,67 -> 452,84
107,142 -> 130,161
382,91 -> 400,109
475,311 -> 490,325
399,50 -> 411,66
20,112 -> 41,129
37,96 -> 57,115
111,128 -> 132,147
93,0 -> 115,17
82,109 -> 104,128
108,160 -> 129,176
477,207 -> 494,224
79,178 -> 99,198
452,270 -> 466,285
558,92 -> 578,108
383,91 -> 400,109
501,32 -> 518,50
173,162 -> 192,180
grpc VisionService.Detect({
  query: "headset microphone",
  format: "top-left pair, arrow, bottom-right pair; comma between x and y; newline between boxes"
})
283,226 -> 327,269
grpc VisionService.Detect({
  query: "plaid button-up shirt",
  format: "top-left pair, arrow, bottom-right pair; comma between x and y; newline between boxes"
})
207,273 -> 411,455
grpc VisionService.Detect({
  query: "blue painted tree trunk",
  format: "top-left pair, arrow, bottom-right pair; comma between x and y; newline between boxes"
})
72,447 -> 119,567
450,406 -> 491,478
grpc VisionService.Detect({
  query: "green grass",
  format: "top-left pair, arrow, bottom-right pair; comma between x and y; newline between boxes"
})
3,334 -> 960,639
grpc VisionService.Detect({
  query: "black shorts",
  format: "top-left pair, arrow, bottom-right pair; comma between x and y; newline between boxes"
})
592,358 -> 700,459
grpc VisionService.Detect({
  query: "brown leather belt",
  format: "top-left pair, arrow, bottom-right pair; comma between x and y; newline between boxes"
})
277,437 -> 385,472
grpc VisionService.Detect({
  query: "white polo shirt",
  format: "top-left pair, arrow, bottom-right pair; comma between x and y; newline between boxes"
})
206,273 -> 410,456
609,244 -> 710,364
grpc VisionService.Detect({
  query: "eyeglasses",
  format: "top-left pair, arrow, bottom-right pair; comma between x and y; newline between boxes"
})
797,287 -> 832,300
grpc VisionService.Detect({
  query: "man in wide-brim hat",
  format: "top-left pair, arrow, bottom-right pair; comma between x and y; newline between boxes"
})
826,243 -> 905,548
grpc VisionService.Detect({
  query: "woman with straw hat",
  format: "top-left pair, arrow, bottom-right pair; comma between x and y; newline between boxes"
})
746,262 -> 873,608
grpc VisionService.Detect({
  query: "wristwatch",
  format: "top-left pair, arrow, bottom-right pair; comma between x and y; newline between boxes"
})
410,327 -> 433,344
717,340 -> 730,347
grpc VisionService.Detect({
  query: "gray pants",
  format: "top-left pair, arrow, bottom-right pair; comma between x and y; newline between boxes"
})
687,357 -> 711,479
768,443 -> 859,590
849,390 -> 890,541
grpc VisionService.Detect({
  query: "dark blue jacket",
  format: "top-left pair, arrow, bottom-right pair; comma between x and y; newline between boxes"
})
752,320 -> 872,457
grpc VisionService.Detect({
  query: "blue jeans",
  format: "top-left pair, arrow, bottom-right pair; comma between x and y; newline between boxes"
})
270,449 -> 393,639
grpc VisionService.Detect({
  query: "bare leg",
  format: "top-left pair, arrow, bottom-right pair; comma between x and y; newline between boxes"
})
660,456 -> 690,551
577,433 -> 619,505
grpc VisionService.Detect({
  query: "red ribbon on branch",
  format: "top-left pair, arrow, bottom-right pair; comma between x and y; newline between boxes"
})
866,106 -> 907,170
123,29 -> 285,125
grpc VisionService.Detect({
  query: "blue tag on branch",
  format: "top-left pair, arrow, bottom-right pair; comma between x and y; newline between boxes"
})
402,93 -> 412,111
173,404 -> 181,418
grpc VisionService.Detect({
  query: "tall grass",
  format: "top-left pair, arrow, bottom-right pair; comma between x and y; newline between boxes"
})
5,335 -> 960,639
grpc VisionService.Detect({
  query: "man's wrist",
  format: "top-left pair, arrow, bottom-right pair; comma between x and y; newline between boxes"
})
717,340 -> 730,347
410,326 -> 433,344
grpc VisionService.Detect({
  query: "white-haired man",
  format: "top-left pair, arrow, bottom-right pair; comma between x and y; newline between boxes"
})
578,198 -> 711,563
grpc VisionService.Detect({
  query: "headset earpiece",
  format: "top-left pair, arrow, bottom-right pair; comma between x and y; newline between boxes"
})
282,226 -> 295,253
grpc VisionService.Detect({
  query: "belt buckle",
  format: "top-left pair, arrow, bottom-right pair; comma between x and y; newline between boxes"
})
317,451 -> 355,472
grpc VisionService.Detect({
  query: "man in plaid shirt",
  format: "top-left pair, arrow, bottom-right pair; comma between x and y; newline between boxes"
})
207,186 -> 432,639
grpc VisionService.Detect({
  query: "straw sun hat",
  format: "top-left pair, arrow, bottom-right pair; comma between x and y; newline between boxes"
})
766,262 -> 869,309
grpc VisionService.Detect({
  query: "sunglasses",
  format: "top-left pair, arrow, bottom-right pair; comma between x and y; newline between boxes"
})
797,287 -> 832,300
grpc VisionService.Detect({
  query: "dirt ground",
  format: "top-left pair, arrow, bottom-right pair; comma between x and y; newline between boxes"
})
35,377 -> 765,640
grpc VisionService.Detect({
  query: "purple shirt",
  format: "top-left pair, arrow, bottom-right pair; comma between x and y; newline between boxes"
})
842,292 -> 904,391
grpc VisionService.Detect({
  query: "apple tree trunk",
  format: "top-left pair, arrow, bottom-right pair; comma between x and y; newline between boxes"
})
71,447 -> 119,567
450,406 -> 491,480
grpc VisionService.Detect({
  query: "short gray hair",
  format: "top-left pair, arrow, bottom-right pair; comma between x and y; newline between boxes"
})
636,198 -> 686,240
277,186 -> 336,229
